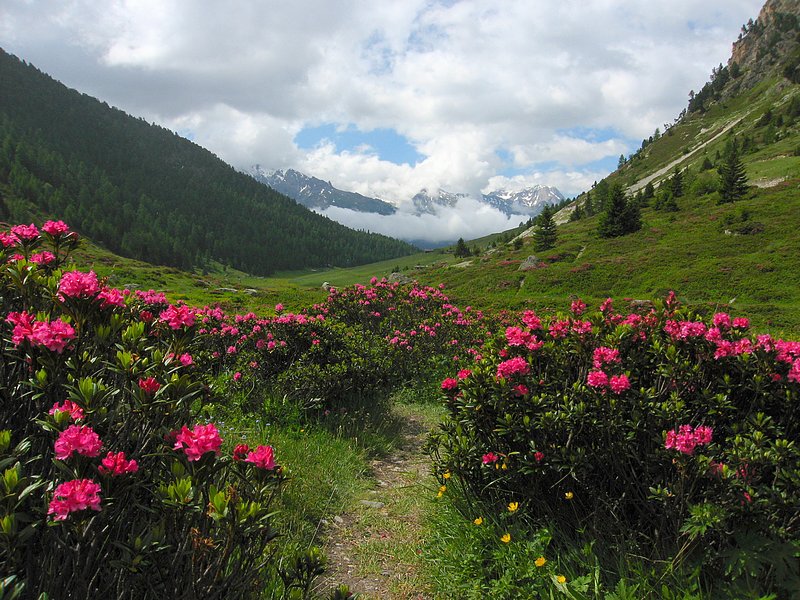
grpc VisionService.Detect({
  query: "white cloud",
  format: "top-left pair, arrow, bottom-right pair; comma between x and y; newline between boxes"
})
318,197 -> 529,246
1,0 -> 766,232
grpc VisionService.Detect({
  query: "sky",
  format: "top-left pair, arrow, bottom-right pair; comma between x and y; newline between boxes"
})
1,0 -> 765,243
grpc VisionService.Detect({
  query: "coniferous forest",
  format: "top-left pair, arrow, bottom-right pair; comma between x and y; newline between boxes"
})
0,49 -> 416,275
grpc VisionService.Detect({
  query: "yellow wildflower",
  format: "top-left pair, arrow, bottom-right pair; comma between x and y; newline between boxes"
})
473,517 -> 483,525
564,491 -> 574,500
535,556 -> 546,567
501,463 -> 508,470
507,501 -> 519,513
439,485 -> 447,493
443,471 -> 451,480
500,533 -> 511,543
557,575 -> 566,584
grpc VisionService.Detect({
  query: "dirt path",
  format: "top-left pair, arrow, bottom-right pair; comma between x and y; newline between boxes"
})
313,407 -> 437,599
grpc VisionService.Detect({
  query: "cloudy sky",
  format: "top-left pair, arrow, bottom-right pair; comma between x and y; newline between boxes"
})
1,0 -> 764,242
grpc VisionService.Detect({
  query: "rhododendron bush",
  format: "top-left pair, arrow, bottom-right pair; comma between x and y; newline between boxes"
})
195,277 -> 490,415
430,295 -> 800,592
0,223 -> 286,598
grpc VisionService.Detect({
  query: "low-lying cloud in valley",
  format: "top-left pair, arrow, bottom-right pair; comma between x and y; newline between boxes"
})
318,197 -> 531,248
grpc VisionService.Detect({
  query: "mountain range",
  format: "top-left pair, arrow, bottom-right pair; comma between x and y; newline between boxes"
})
250,167 -> 564,217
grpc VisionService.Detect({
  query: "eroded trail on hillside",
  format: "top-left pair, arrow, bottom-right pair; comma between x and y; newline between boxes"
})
313,408 -> 436,600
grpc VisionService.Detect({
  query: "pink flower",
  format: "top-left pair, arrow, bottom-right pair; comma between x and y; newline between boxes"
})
159,304 -> 196,329
233,372 -> 242,382
533,451 -> 544,462
97,287 -> 125,308
59,270 -> 100,299
49,400 -> 85,422
54,425 -> 103,460
10,224 -> 39,241
609,374 -> 630,394
441,377 -> 458,390
97,451 -> 138,476
245,445 -> 277,470
521,310 -> 542,330
48,479 -> 101,521
496,356 -> 529,379
586,370 -> 609,388
135,290 -> 167,305
233,443 -> 250,461
570,299 -> 586,316
592,347 -> 620,369
732,317 -> 749,329
138,377 -> 161,395
665,424 -> 713,455
275,303 -> 284,313
789,359 -> 800,384
173,423 -> 223,461
457,369 -> 472,380
513,384 -> 529,396
0,231 -> 19,247
29,251 -> 56,265
6,311 -> 36,346
42,220 -> 70,236
35,319 -> 76,353
179,353 -> 193,366
482,452 -> 499,464
713,313 -> 732,329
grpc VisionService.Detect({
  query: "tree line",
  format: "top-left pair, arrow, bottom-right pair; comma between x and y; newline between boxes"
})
0,49 -> 416,275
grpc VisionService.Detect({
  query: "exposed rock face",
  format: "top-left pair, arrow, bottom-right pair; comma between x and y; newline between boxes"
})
729,0 -> 800,90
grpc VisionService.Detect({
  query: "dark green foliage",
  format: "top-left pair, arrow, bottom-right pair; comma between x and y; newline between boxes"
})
569,200 -> 584,222
431,297 -> 800,597
598,184 -> 641,238
718,140 -> 749,204
532,205 -> 557,251
454,237 -> 471,258
583,191 -> 594,217
0,50 -> 415,275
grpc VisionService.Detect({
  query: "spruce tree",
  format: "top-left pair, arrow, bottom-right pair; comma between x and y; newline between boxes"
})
598,184 -> 641,238
454,237 -> 471,258
718,140 -> 748,203
533,205 -> 557,251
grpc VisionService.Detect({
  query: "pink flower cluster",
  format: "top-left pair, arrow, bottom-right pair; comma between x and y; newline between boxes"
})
42,220 -> 71,236
59,270 -> 100,299
138,377 -> 161,395
496,356 -> 530,379
482,452 -> 499,464
441,377 -> 458,391
97,451 -> 139,476
54,425 -> 102,460
159,304 -> 196,330
49,400 -> 85,422
244,445 -> 277,470
48,478 -> 102,521
586,370 -> 630,394
173,423 -> 222,461
7,312 -> 76,353
665,425 -> 713,455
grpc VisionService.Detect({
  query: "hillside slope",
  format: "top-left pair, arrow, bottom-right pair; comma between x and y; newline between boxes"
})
409,1 -> 800,333
0,49 -> 416,275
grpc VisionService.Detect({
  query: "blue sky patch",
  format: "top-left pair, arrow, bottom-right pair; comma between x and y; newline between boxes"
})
294,124 -> 423,166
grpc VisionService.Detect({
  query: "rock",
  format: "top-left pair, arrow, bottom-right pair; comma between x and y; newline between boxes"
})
359,500 -> 385,509
519,255 -> 539,270
243,288 -> 259,295
333,515 -> 344,524
388,272 -> 413,284
217,287 -> 238,293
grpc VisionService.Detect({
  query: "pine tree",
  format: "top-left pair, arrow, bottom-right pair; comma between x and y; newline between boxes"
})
533,205 -> 557,251
569,200 -> 584,221
598,184 -> 641,238
454,237 -> 471,258
583,191 -> 594,216
718,140 -> 748,203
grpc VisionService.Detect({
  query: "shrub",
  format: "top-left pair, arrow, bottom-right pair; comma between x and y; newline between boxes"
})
0,222 -> 294,598
430,294 -> 800,596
